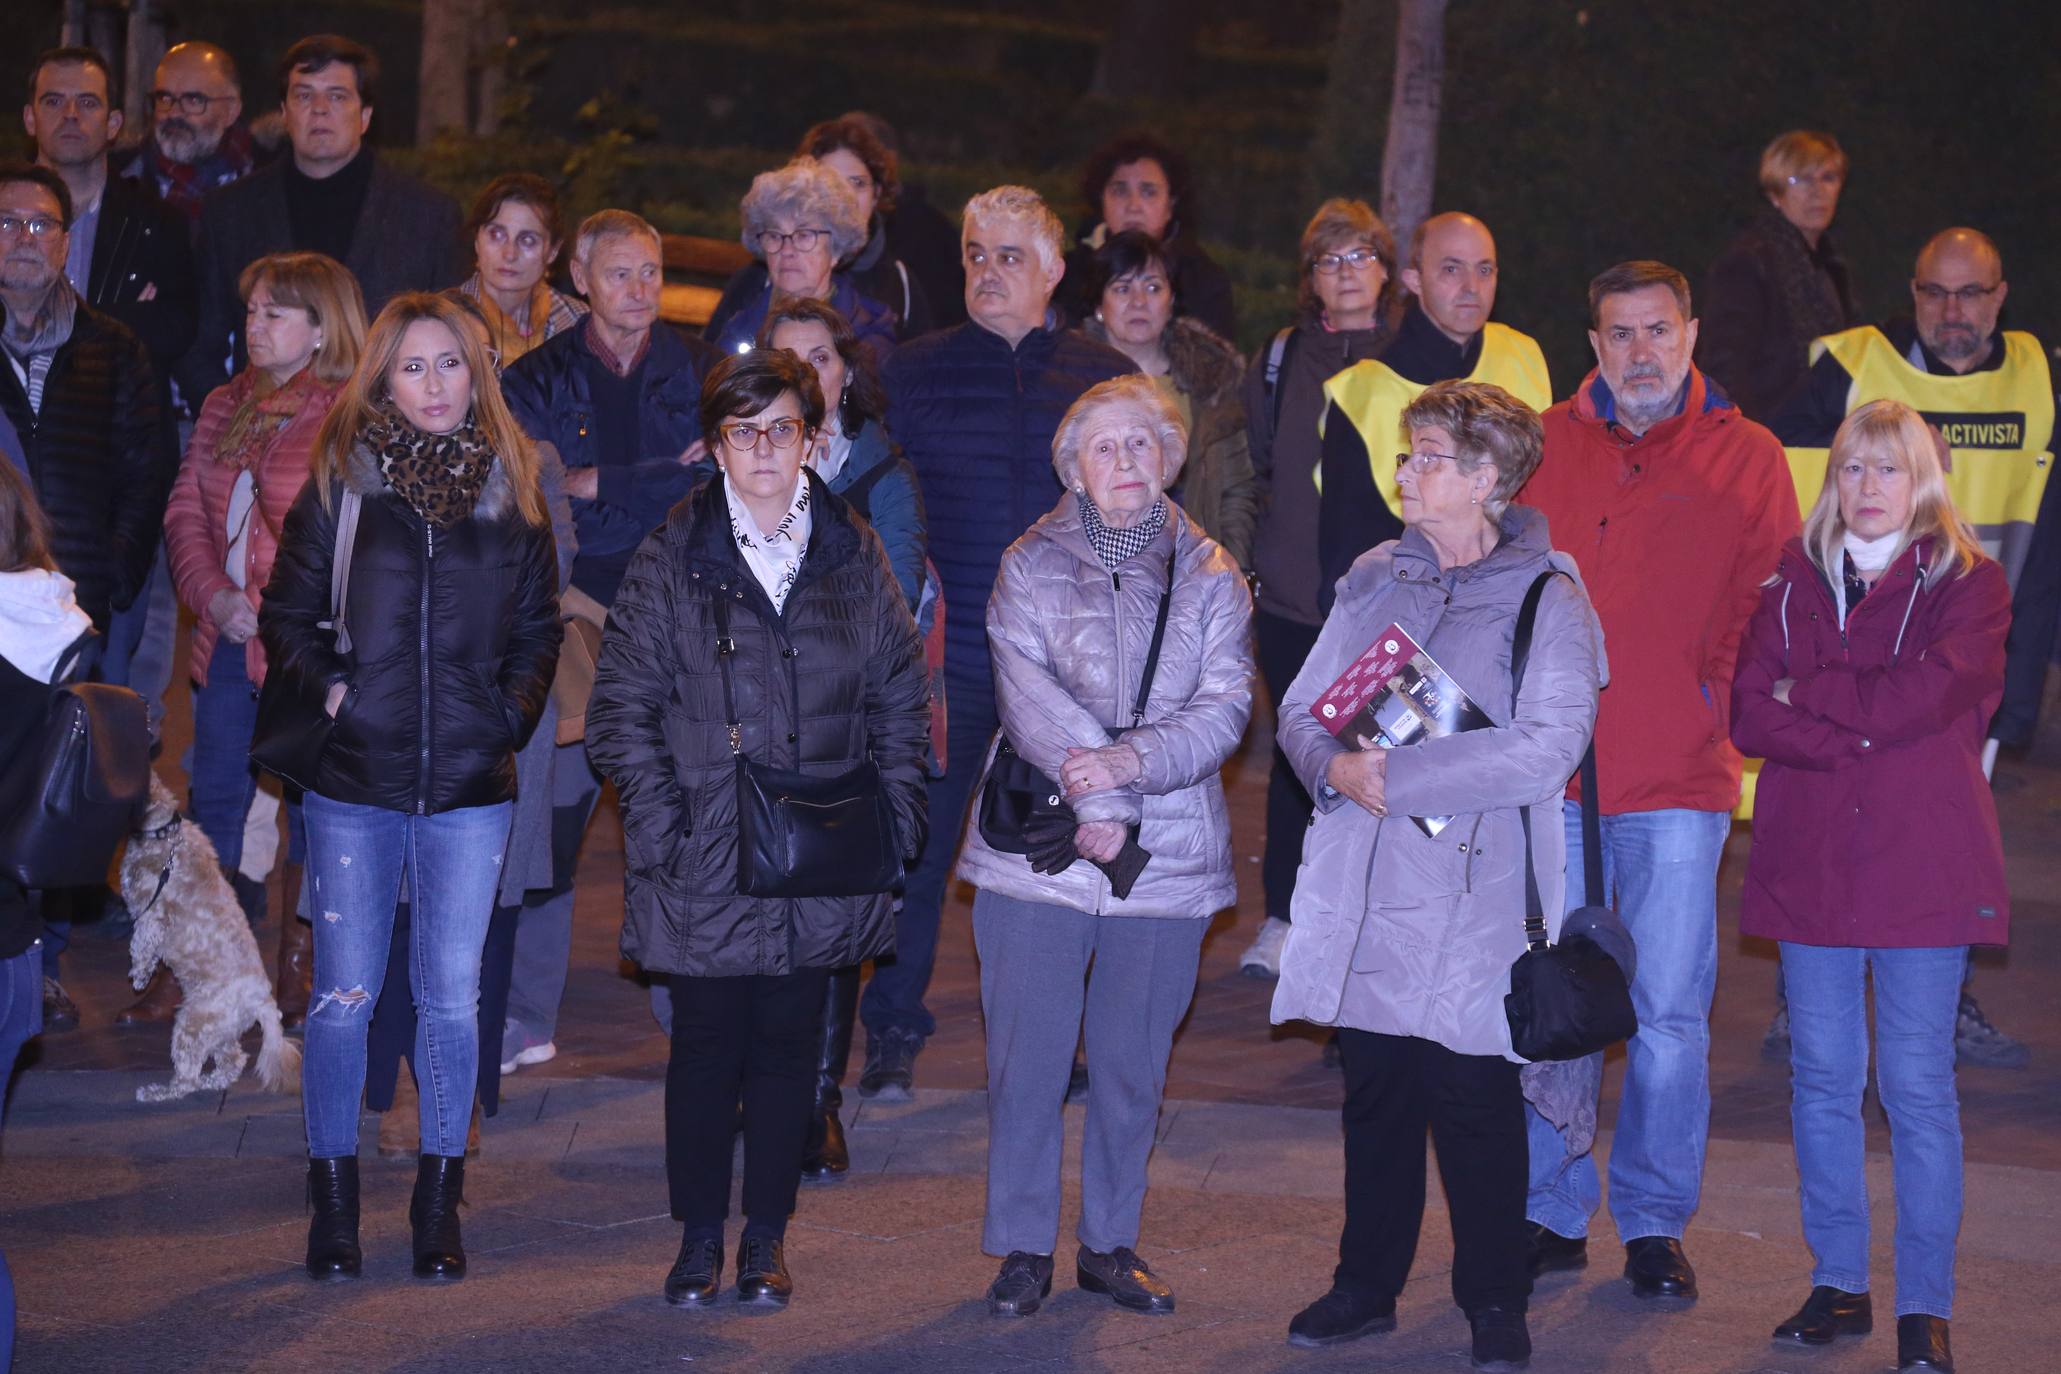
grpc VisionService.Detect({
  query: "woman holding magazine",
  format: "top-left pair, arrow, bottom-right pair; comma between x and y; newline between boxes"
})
1271,380 -> 1604,1373
956,374 -> 1253,1320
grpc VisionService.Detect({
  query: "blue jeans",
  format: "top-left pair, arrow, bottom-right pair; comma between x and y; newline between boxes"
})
301,793 -> 511,1158
1780,942 -> 1964,1318
0,939 -> 45,1371
1527,803 -> 1730,1241
860,689 -> 995,1043
189,638 -> 306,886
102,542 -> 176,740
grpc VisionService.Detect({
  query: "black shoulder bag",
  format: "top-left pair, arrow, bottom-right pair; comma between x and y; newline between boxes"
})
0,631 -> 149,889
976,548 -> 1174,896
1503,570 -> 1639,1062
714,593 -> 903,899
252,488 -> 363,788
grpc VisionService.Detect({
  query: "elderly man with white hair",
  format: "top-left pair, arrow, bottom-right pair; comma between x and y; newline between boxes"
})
958,372 -> 1253,1317
853,187 -> 1134,1101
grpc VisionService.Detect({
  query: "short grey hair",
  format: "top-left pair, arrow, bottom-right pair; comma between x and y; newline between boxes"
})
1051,374 -> 1189,491
962,185 -> 1065,276
740,158 -> 867,265
1397,379 -> 1543,520
572,208 -> 661,266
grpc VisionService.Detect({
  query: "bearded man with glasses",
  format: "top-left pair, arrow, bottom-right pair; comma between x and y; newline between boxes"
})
120,42 -> 255,228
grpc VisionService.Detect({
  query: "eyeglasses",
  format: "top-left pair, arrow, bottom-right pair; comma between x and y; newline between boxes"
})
1781,170 -> 1843,188
150,90 -> 233,116
1312,247 -> 1382,276
718,418 -> 807,452
1913,282 -> 2001,305
0,215 -> 63,240
757,227 -> 828,255
1394,451 -> 1460,474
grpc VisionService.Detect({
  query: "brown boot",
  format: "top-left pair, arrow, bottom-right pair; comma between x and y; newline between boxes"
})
276,862 -> 311,1032
115,968 -> 182,1026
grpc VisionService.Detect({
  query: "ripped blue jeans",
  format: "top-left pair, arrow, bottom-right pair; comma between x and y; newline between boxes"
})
301,792 -> 512,1158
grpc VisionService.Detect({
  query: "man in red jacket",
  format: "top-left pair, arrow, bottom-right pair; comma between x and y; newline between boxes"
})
1516,261 -> 1797,1303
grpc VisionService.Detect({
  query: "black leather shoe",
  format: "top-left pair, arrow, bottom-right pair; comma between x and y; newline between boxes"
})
735,1234 -> 792,1308
409,1154 -> 467,1281
987,1251 -> 1054,1316
801,1108 -> 849,1181
1897,1314 -> 1953,1371
1076,1245 -> 1174,1313
1623,1235 -> 1697,1300
1467,1305 -> 1532,1372
663,1234 -> 722,1307
305,1156 -> 361,1280
1773,1285 -> 1871,1344
857,1029 -> 919,1101
1286,1285 -> 1396,1347
1525,1222 -> 1588,1277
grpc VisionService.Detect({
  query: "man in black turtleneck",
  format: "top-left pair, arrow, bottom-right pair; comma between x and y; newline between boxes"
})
183,34 -> 460,404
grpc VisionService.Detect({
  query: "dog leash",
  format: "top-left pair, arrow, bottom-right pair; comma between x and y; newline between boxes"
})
135,812 -> 186,917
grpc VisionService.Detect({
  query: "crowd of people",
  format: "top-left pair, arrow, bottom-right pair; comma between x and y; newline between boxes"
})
0,28 -> 2051,1374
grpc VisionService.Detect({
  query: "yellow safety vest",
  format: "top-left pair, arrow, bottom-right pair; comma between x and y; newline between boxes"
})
1318,322 -> 1554,512
1785,326 -> 2054,584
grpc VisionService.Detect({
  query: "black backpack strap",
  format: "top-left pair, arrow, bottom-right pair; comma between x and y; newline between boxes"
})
1263,326 -> 1297,439
1128,545 -> 1178,728
1513,569 -> 1604,948
51,628 -> 99,684
837,449 -> 900,523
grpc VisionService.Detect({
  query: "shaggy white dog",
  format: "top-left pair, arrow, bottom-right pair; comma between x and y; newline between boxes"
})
122,772 -> 301,1102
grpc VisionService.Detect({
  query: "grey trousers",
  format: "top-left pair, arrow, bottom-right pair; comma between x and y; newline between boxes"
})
504,745 -> 601,1048
973,888 -> 1205,1257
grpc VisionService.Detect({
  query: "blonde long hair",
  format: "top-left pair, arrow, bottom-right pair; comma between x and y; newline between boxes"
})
1802,398 -> 1985,585
311,292 -> 546,526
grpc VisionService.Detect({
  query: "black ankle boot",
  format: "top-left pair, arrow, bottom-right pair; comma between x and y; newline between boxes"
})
801,1108 -> 850,1180
409,1154 -> 467,1280
305,1156 -> 361,1280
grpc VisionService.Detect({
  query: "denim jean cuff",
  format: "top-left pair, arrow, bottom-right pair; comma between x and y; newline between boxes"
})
1811,1270 -> 1870,1294
1614,1221 -> 1686,1243
1524,1206 -> 1589,1241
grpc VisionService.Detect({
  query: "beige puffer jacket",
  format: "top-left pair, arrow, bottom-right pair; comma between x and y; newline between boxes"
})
955,495 -> 1254,918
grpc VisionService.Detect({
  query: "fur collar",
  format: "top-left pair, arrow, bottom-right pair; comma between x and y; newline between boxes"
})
339,438 -> 519,522
1080,315 -> 1241,407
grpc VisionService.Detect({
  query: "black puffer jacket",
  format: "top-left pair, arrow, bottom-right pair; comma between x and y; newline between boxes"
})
0,303 -> 168,629
586,472 -> 930,978
259,443 -> 561,814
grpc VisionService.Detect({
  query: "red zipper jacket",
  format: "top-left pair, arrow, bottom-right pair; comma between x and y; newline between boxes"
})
1519,366 -> 1797,814
1731,537 -> 2009,947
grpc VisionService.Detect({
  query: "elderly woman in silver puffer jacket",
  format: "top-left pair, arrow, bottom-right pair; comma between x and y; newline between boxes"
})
957,373 -> 1254,1321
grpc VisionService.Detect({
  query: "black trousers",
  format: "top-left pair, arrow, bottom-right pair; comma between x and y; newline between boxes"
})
1336,1029 -> 1531,1313
1256,610 -> 1322,923
666,967 -> 832,1236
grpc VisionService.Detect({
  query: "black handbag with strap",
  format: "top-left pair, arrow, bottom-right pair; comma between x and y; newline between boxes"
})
713,593 -> 903,900
0,631 -> 149,889
1503,569 -> 1640,1063
977,546 -> 1175,866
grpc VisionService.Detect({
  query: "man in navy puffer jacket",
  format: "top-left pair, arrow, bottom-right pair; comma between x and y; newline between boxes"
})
861,187 -> 1133,1095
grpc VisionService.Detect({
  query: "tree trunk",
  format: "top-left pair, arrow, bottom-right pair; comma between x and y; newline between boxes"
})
1088,0 -> 1194,104
124,0 -> 168,132
417,0 -> 478,144
473,0 -> 510,138
1379,0 -> 1448,258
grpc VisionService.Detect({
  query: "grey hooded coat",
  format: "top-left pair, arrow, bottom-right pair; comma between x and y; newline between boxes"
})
1269,505 -> 1607,1061
955,496 -> 1254,918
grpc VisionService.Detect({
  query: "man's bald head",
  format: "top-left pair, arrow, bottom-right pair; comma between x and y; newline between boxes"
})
152,42 -> 242,165
1911,227 -> 2007,371
1402,212 -> 1499,345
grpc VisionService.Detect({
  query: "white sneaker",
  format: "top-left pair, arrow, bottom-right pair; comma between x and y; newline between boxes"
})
1239,918 -> 1290,978
499,1040 -> 557,1076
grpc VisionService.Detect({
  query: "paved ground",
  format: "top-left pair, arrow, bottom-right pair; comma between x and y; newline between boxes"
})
7,649 -> 2060,1372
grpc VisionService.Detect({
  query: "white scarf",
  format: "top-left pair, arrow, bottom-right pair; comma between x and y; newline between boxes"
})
725,470 -> 811,612
0,567 -> 92,683
1835,528 -> 1903,627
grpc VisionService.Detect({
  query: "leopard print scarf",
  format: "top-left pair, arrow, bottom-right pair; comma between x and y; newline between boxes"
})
361,403 -> 497,528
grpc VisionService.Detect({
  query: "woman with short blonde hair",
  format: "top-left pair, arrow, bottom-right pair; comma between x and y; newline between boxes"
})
1732,398 -> 2007,1373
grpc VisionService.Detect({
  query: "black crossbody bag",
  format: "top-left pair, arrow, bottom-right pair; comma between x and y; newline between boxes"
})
978,548 -> 1175,854
1504,570 -> 1639,1062
714,594 -> 903,899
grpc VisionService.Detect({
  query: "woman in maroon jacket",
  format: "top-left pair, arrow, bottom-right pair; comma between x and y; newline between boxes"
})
1732,398 -> 2007,1374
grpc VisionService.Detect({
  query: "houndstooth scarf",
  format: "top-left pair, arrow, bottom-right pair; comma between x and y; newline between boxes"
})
1077,491 -> 1167,570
